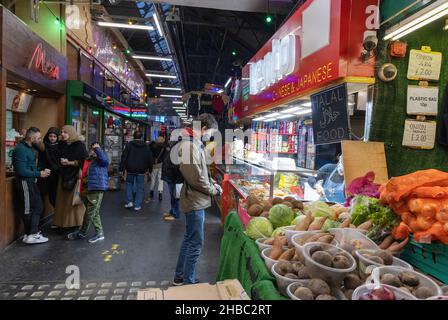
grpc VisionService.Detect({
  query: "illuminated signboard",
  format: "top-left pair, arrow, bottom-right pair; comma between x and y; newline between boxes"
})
27,43 -> 60,80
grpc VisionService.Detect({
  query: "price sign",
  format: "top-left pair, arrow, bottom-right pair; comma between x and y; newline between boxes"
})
402,119 -> 436,149
407,85 -> 439,115
407,49 -> 442,81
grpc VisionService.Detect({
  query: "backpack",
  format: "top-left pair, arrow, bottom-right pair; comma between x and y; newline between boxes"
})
161,141 -> 184,184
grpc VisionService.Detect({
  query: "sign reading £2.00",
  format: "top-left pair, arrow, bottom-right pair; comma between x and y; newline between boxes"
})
407,85 -> 439,116
402,119 -> 436,149
407,49 -> 442,81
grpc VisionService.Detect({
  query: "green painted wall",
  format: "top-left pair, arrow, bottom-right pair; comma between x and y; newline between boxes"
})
14,2 -> 66,54
370,18 -> 448,177
381,0 -> 437,24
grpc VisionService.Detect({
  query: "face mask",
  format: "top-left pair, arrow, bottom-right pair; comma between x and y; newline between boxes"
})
202,129 -> 214,142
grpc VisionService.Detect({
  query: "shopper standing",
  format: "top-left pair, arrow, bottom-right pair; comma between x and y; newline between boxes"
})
68,143 -> 109,243
173,113 -> 222,285
120,131 -> 154,211
53,125 -> 89,229
36,127 -> 61,209
12,127 -> 50,244
149,136 -> 166,201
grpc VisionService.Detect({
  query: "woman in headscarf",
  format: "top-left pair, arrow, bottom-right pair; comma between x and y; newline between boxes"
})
36,127 -> 61,208
53,125 -> 89,229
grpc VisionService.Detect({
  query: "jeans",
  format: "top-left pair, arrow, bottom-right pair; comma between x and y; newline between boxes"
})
126,173 -> 145,208
80,191 -> 104,235
175,210 -> 205,284
149,167 -> 163,193
167,182 -> 180,219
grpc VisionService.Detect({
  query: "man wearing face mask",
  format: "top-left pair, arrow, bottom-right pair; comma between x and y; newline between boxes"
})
173,113 -> 222,286
12,127 -> 51,244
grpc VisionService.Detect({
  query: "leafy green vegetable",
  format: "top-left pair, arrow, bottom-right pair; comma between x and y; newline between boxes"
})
322,219 -> 341,232
307,201 -> 332,219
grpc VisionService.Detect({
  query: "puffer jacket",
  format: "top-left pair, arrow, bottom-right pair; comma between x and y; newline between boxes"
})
86,147 -> 109,191
178,138 -> 218,213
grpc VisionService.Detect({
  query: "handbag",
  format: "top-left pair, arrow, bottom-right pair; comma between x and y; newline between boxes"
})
61,168 -> 79,191
72,169 -> 83,206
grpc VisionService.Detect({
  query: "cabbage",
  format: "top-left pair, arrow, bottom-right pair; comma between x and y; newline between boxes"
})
308,201 -> 332,218
272,227 -> 286,237
268,204 -> 295,229
246,217 -> 274,240
291,215 -> 306,226
322,219 -> 340,232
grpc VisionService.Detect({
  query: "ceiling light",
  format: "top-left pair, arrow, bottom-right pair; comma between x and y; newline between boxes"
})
392,8 -> 448,40
277,114 -> 295,120
153,12 -> 163,37
217,89 -> 224,94
224,77 -> 232,88
98,21 -> 154,31
280,106 -> 302,114
160,94 -> 182,98
146,73 -> 177,79
155,86 -> 181,91
133,55 -> 172,61
264,112 -> 280,118
253,116 -> 265,121
294,109 -> 312,116
263,118 -> 276,122
173,101 -> 184,104
301,102 -> 312,107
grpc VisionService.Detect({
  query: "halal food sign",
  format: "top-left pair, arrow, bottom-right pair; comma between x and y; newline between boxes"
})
249,34 -> 296,95
27,43 -> 60,80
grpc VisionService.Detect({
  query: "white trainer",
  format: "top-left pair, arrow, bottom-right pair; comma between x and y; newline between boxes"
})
124,202 -> 134,208
22,235 -> 28,243
24,233 -> 49,244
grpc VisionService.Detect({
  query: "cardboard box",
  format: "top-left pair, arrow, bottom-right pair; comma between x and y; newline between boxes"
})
137,279 -> 250,300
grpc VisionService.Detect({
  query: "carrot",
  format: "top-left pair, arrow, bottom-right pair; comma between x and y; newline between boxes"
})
392,222 -> 411,240
387,237 -> 410,253
357,220 -> 373,231
379,235 -> 395,249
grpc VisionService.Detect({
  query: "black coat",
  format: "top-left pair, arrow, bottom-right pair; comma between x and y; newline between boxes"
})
120,140 -> 154,174
37,127 -> 61,172
59,140 -> 89,183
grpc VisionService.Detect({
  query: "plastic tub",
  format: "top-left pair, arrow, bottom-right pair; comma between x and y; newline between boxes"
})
427,296 -> 448,300
255,238 -> 289,252
261,247 -> 279,274
286,281 -> 346,300
271,262 -> 309,296
302,242 -> 357,286
352,283 -> 417,300
328,228 -> 379,255
365,266 -> 443,298
291,232 -> 339,255
355,249 -> 413,279
283,226 -> 319,247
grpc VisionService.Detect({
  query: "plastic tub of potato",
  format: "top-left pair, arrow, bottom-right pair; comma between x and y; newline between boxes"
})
352,283 -> 417,300
355,249 -> 413,280
286,281 -> 346,300
261,247 -> 279,274
271,262 -> 309,296
255,237 -> 289,252
302,242 -> 357,287
291,232 -> 339,255
328,228 -> 378,255
365,266 -> 442,299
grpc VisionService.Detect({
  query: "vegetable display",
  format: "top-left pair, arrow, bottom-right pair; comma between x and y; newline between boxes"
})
246,217 -> 274,240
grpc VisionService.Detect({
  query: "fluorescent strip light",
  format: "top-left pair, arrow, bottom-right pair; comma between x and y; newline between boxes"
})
98,21 -> 154,31
263,118 -> 276,122
160,94 -> 182,98
173,107 -> 186,109
301,102 -> 312,107
392,8 -> 448,40
264,112 -> 280,118
253,116 -> 265,121
225,77 -> 232,88
146,73 -> 177,79
277,114 -> 295,120
155,86 -> 181,91
280,106 -> 302,114
133,55 -> 172,62
384,1 -> 448,40
153,13 -> 163,37
294,109 -> 312,116
173,101 -> 184,104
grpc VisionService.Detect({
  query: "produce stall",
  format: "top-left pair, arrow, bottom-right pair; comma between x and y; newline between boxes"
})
218,171 -> 448,300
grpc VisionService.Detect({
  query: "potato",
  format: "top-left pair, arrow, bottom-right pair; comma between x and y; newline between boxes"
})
309,245 -> 324,257
282,201 -> 293,208
414,287 -> 433,299
291,262 -> 304,274
344,289 -> 354,300
277,260 -> 293,275
294,287 -> 314,300
292,200 -> 304,210
400,286 -> 412,294
312,251 -> 333,267
381,273 -> 402,287
399,271 -> 420,287
332,254 -> 352,269
364,254 -> 384,265
247,195 -> 259,207
260,211 -> 270,218
285,273 -> 299,280
374,250 -> 394,266
316,294 -> 336,300
297,267 -> 310,279
272,197 -> 283,205
284,196 -> 295,203
248,204 -> 263,216
344,274 -> 362,290
307,279 -> 331,296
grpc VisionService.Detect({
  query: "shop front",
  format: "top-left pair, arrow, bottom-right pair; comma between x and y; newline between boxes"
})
0,7 -> 67,250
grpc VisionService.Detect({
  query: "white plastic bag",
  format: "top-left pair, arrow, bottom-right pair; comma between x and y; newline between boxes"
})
175,183 -> 183,199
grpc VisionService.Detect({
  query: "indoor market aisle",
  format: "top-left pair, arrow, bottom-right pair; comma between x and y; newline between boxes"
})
0,186 -> 223,300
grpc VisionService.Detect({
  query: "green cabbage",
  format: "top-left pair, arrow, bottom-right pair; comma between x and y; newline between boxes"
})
322,219 -> 341,232
246,217 -> 274,240
268,204 -> 295,229
272,227 -> 286,237
308,201 -> 332,218
291,215 -> 306,226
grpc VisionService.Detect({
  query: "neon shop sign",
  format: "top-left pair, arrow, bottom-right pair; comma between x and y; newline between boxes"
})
27,43 -> 60,80
249,34 -> 296,95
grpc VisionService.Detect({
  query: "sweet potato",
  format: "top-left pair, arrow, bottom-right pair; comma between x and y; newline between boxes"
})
279,248 -> 295,261
357,220 -> 373,231
317,234 -> 334,244
379,235 -> 395,250
340,218 -> 351,228
269,237 -> 284,260
387,237 -> 410,253
308,217 -> 327,231
295,212 -> 313,231
264,237 -> 275,245
304,233 -> 325,244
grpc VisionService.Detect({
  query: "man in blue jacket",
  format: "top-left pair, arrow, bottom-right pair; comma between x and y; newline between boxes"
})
13,127 -> 51,245
68,143 -> 109,243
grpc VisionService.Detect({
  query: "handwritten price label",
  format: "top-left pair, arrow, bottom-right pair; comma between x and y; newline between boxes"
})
407,49 -> 442,81
402,119 -> 436,149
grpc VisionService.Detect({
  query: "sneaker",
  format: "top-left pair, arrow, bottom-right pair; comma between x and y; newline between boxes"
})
149,190 -> 154,199
163,213 -> 171,217
88,233 -> 105,244
67,231 -> 86,240
172,277 -> 200,286
24,233 -> 48,245
134,207 -> 142,212
124,202 -> 134,209
158,193 -> 163,201
164,215 -> 175,221
22,235 -> 28,243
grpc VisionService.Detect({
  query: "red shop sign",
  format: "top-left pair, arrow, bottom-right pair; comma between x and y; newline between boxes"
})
27,43 -> 60,80
5,140 -> 16,147
238,0 -> 379,119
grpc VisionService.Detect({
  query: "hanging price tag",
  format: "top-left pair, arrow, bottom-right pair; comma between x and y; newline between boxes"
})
407,47 -> 442,81
402,119 -> 436,149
